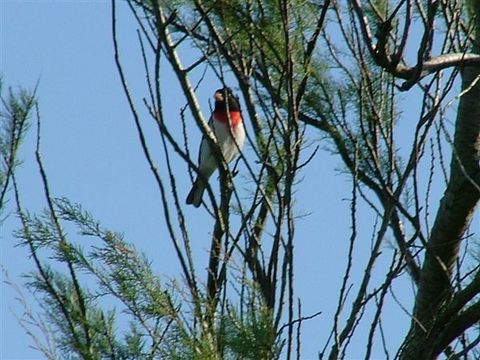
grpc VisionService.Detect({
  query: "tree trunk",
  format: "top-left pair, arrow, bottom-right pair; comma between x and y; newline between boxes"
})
399,6 -> 480,358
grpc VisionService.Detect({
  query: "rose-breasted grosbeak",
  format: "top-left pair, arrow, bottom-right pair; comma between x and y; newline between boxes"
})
186,87 -> 245,207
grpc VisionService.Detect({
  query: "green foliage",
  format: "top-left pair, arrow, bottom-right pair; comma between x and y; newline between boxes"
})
10,0 -> 479,358
0,84 -> 34,212
220,303 -> 281,359
13,197 -> 284,358
14,198 -> 174,357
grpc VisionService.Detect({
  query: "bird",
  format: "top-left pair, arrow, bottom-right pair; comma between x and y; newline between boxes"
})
186,87 -> 245,207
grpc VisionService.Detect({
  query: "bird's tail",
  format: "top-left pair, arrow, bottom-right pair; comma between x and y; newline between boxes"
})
186,178 -> 206,207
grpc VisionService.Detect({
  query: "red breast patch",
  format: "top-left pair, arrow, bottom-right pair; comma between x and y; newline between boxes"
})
213,111 -> 242,127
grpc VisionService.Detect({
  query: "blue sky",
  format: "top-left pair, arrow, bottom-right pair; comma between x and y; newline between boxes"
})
2,1 -> 479,359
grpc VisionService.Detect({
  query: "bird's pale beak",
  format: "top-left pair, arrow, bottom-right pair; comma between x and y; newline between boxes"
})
214,92 -> 224,101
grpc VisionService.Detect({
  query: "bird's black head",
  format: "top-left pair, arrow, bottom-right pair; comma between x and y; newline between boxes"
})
214,87 -> 240,112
